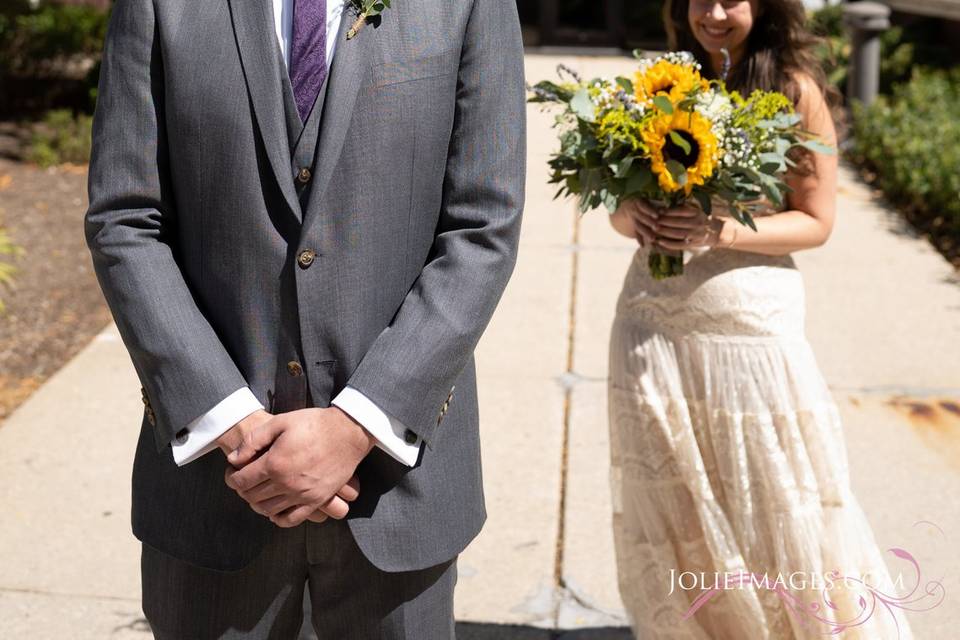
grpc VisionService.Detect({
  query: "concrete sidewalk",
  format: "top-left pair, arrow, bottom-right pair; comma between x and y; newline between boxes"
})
1,54 -> 959,639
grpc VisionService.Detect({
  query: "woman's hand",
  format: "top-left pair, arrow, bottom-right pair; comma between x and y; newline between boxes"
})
651,204 -> 730,252
610,198 -> 736,251
610,198 -> 662,247
623,199 -> 660,248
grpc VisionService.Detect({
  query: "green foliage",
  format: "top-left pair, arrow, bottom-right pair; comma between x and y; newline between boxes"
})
0,2 -> 110,114
851,68 -> 960,257
0,3 -> 108,75
26,109 -> 93,167
530,55 -> 835,279
809,5 -> 955,98
0,227 -> 19,313
347,0 -> 392,39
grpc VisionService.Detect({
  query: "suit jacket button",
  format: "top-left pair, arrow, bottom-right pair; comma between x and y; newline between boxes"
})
297,249 -> 316,269
296,167 -> 312,184
403,429 -> 418,445
287,361 -> 304,377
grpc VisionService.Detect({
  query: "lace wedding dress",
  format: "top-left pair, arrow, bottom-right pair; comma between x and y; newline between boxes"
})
607,210 -> 915,639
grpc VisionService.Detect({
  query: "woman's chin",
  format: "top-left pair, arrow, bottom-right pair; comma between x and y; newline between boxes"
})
694,28 -> 745,54
697,36 -> 732,53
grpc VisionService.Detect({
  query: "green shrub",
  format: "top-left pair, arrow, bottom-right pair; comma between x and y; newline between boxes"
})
0,227 -> 18,312
808,5 -> 952,99
26,108 -> 93,167
0,3 -> 108,75
0,2 -> 110,115
851,68 -> 960,261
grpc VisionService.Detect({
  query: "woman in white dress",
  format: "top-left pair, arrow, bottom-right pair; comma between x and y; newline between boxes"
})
606,1 -> 915,638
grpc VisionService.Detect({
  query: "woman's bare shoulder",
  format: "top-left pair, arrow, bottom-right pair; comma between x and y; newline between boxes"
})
790,71 -> 837,144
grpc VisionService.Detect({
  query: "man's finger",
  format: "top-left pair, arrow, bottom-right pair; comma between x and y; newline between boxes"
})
227,417 -> 286,467
254,494 -> 298,518
271,503 -> 317,529
306,510 -> 329,524
337,475 -> 360,503
225,455 -> 271,493
237,479 -> 285,504
317,496 -> 350,521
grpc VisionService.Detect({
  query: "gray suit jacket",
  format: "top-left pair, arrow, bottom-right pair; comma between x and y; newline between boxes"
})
84,0 -> 525,572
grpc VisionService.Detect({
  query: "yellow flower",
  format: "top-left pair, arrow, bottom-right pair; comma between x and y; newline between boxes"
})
597,108 -> 647,151
634,59 -> 709,104
642,110 -> 718,194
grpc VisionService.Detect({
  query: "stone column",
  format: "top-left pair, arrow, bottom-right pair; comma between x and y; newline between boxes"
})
842,1 -> 891,106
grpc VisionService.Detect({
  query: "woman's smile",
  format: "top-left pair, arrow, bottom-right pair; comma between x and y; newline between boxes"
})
698,23 -> 733,43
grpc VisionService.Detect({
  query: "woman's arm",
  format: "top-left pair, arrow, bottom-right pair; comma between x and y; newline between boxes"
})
719,73 -> 839,255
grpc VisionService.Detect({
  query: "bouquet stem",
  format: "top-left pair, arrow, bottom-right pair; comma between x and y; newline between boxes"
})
648,251 -> 684,280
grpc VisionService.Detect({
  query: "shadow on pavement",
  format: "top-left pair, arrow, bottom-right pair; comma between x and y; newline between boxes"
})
455,622 -> 632,639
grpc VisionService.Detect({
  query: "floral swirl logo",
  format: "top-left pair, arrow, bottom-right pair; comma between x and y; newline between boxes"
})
673,521 -> 946,637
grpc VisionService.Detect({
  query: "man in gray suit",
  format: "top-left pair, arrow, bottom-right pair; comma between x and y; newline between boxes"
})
84,0 -> 525,636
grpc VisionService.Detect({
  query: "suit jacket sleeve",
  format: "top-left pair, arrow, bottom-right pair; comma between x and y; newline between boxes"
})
345,0 -> 526,445
84,0 -> 250,452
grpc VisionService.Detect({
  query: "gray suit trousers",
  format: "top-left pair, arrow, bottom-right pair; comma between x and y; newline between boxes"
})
141,520 -> 457,639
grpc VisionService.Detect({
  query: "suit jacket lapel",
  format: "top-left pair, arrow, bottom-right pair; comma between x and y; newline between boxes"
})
227,0 -> 302,224
302,6 -> 373,233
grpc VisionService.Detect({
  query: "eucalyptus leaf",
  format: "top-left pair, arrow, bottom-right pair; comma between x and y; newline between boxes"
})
798,139 -> 836,155
666,159 -> 687,185
653,95 -> 674,115
615,156 -> 635,179
668,130 -> 692,155
624,166 -> 653,195
759,162 -> 782,175
615,76 -> 634,94
570,88 -> 596,123
692,189 -> 712,216
602,189 -> 620,213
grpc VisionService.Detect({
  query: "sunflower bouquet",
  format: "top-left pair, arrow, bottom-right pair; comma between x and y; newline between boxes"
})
529,51 -> 834,279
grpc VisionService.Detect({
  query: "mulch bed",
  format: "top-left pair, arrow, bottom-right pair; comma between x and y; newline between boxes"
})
0,121 -> 112,422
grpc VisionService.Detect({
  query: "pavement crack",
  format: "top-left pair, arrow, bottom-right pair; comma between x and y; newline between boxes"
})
553,207 -> 581,627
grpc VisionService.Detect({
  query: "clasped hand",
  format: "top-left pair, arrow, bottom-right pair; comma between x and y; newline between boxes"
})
620,199 -> 727,252
216,407 -> 375,528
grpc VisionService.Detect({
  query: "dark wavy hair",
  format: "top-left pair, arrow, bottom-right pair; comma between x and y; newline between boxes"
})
663,0 -> 844,134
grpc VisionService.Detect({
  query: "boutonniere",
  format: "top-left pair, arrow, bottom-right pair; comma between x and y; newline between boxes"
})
347,0 -> 392,40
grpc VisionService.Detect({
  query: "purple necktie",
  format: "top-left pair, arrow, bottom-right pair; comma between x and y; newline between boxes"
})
289,0 -> 328,123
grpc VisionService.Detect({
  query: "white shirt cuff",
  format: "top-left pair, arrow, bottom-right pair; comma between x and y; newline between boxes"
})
171,387 -> 264,466
332,387 -> 422,467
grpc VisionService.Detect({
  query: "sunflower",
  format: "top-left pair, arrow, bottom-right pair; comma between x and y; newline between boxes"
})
634,59 -> 709,104
642,110 -> 719,194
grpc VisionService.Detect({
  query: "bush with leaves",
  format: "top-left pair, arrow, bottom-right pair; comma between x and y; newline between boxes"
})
27,108 -> 93,167
0,227 -> 18,312
808,5 -> 953,99
851,68 -> 960,266
0,2 -> 110,114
